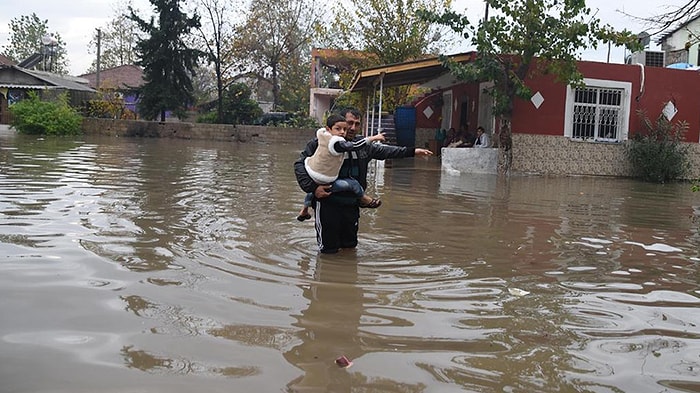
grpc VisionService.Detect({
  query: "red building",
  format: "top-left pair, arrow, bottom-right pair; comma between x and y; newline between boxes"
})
349,53 -> 700,178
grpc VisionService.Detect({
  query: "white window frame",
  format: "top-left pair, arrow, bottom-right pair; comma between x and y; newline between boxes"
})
564,78 -> 632,142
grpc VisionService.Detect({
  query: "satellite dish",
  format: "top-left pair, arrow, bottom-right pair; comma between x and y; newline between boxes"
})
637,32 -> 650,48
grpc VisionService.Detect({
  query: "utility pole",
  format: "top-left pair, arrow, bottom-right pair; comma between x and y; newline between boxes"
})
96,29 -> 102,90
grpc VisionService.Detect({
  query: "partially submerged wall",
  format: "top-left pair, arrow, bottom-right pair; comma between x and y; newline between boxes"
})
512,134 -> 700,180
81,118 -> 317,146
81,119 -> 700,180
441,148 -> 499,174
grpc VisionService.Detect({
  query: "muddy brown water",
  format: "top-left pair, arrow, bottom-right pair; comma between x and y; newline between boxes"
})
1,132 -> 699,393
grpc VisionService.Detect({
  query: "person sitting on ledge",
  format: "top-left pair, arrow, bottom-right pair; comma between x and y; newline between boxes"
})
473,126 -> 491,148
444,127 -> 459,147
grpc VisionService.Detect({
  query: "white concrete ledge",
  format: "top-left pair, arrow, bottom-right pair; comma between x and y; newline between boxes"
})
441,147 -> 498,174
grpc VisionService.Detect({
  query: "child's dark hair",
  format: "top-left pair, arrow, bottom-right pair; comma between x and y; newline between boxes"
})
326,114 -> 346,128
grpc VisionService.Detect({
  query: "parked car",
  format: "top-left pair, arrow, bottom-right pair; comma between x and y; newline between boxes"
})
253,112 -> 293,126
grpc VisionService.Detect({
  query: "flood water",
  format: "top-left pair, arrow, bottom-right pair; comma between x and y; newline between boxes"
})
1,131 -> 699,393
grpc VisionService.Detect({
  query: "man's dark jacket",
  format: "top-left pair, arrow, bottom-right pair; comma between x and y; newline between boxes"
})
294,137 -> 418,200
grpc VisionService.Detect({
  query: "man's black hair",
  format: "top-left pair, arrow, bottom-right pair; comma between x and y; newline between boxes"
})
339,107 -> 362,119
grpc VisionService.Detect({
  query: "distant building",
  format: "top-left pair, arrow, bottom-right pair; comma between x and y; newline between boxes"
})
229,72 -> 274,113
80,65 -> 145,117
0,54 -> 16,67
309,48 -> 376,124
348,52 -> 700,178
657,13 -> 700,65
0,65 -> 95,124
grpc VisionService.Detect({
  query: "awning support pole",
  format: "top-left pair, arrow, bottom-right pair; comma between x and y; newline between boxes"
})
377,74 -> 384,134
364,95 -> 371,137
370,88 -> 377,136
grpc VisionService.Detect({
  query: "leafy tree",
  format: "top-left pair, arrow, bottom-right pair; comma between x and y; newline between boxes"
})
82,84 -> 137,120
197,82 -> 262,125
419,0 -> 641,173
330,0 -> 450,64
278,46 -> 311,113
86,0 -> 140,73
234,0 -> 321,110
190,63 -> 218,108
327,0 -> 452,109
129,0 -> 204,121
193,0 -> 241,123
3,13 -> 68,74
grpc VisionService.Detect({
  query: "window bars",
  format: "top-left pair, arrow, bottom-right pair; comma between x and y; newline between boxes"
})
572,87 -> 622,141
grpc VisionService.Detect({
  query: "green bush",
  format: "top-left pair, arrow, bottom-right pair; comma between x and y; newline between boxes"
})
9,92 -> 83,136
278,114 -> 320,129
196,83 -> 262,125
196,111 -> 218,124
625,110 -> 690,183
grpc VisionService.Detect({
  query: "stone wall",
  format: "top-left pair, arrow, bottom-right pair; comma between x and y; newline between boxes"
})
442,148 -> 499,174
81,118 -> 317,146
81,119 -> 700,180
512,134 -> 700,180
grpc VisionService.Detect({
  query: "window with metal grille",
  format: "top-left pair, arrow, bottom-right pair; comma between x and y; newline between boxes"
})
565,78 -> 631,142
571,87 -> 622,141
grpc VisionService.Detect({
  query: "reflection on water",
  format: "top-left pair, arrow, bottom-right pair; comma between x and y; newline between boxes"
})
1,131 -> 699,393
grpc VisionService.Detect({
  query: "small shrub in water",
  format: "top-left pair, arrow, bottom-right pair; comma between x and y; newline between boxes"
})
625,110 -> 690,183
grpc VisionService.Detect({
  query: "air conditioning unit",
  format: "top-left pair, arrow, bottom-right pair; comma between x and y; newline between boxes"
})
626,50 -> 665,67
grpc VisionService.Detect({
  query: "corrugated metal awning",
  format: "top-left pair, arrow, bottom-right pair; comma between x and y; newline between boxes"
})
0,84 -> 51,89
348,52 -> 478,92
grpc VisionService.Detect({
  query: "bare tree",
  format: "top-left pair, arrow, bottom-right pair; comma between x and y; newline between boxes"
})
234,0 -> 323,110
621,1 -> 700,36
87,0 -> 141,73
192,0 -> 243,122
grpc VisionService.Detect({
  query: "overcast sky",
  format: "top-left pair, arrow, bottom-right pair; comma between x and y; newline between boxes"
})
0,0 -> 686,76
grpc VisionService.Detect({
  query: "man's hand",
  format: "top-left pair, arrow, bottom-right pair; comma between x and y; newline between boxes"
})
314,184 -> 332,199
414,148 -> 434,156
369,133 -> 386,143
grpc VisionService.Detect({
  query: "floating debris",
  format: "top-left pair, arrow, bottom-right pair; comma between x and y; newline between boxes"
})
508,288 -> 530,297
335,355 -> 353,368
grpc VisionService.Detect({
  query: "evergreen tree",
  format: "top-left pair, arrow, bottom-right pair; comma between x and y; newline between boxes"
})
129,0 -> 203,121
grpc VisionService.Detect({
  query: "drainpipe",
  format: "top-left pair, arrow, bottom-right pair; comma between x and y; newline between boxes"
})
635,63 -> 645,102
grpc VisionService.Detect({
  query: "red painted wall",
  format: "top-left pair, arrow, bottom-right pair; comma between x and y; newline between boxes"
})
413,60 -> 700,143
414,83 -> 481,131
512,60 -> 700,142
